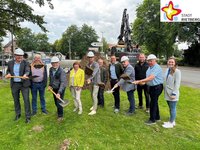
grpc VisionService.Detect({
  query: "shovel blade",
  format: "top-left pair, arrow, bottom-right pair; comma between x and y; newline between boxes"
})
59,100 -> 69,107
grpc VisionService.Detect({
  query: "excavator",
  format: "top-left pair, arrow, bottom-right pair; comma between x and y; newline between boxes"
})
111,8 -> 140,66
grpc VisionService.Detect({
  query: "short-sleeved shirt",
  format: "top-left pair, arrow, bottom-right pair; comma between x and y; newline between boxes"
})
146,63 -> 163,86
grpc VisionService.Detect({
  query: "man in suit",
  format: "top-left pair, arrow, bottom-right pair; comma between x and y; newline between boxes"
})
114,56 -> 136,115
5,48 -> 31,123
108,55 -> 123,113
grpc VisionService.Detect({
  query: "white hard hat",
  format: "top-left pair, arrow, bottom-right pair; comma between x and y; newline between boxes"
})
147,54 -> 157,60
14,48 -> 24,55
87,51 -> 94,57
121,56 -> 129,62
51,56 -> 60,63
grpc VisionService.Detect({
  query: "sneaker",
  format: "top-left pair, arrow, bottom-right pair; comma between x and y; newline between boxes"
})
88,110 -> 96,115
164,121 -> 176,126
162,122 -> 174,128
73,108 -> 78,112
138,106 -> 143,109
114,108 -> 119,113
31,112 -> 37,116
145,108 -> 150,113
125,111 -> 135,116
57,117 -> 64,122
145,120 -> 156,125
42,110 -> 48,115
78,111 -> 82,115
90,106 -> 93,111
156,119 -> 161,122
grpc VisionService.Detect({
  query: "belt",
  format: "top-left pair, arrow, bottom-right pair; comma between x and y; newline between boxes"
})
150,84 -> 163,88
32,81 -> 43,84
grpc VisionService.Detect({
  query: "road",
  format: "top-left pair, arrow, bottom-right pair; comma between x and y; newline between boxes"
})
161,65 -> 200,89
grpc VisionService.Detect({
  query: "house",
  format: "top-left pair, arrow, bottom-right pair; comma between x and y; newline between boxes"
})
3,39 -> 17,54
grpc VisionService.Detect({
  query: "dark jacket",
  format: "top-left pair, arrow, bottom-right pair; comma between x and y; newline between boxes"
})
134,62 -> 149,80
49,66 -> 67,94
108,63 -> 123,80
30,65 -> 48,87
100,66 -> 108,84
6,60 -> 31,88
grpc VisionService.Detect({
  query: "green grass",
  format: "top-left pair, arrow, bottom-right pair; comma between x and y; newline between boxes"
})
0,80 -> 200,150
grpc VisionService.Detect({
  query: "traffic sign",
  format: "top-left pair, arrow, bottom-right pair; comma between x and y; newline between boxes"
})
91,42 -> 103,47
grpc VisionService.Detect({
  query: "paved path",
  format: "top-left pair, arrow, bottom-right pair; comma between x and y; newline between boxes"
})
161,65 -> 200,89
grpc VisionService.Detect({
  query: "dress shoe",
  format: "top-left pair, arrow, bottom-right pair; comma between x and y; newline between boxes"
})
25,118 -> 31,123
14,114 -> 21,121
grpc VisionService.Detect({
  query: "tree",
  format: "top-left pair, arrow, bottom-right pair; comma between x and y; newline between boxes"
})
16,27 -> 50,52
132,0 -> 178,58
16,28 -> 36,51
54,24 -> 98,59
0,0 -> 53,37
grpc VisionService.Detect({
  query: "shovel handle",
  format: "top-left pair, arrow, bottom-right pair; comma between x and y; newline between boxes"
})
48,88 -> 63,102
10,76 -> 25,79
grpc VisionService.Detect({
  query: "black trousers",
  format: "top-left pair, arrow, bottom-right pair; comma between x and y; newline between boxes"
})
137,84 -> 150,108
98,87 -> 105,106
110,79 -> 120,109
149,84 -> 163,122
52,88 -> 65,117
11,82 -> 31,119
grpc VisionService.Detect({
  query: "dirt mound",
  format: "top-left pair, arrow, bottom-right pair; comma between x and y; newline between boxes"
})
80,52 -> 111,90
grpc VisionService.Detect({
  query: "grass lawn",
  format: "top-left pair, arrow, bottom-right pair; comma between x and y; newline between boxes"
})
0,80 -> 200,150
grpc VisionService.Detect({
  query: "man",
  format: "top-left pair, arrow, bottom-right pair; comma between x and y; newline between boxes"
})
30,54 -> 48,116
114,56 -> 136,115
97,58 -> 108,107
134,54 -> 163,125
108,55 -> 123,113
5,48 -> 31,123
48,56 -> 67,121
134,53 -> 150,112
86,51 -> 101,115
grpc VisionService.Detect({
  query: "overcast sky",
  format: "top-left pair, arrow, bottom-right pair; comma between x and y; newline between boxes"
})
12,0 -> 143,44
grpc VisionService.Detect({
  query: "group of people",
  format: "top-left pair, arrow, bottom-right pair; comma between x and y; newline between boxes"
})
5,48 -> 181,129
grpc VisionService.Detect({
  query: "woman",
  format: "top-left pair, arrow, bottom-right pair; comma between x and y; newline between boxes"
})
162,57 -> 181,128
69,61 -> 85,114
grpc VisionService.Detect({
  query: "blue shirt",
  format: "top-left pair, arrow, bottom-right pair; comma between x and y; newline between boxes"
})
146,63 -> 163,86
110,64 -> 117,79
13,63 -> 21,82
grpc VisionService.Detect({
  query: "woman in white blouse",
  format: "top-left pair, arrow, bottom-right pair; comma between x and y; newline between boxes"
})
162,57 -> 181,128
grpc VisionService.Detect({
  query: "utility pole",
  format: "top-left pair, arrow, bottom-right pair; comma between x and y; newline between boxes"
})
101,31 -> 104,53
68,38 -> 71,60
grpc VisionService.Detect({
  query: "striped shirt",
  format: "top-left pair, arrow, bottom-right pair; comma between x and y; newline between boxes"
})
146,63 -> 163,86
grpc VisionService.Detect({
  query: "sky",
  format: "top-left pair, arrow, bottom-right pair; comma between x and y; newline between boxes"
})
3,0 -> 143,45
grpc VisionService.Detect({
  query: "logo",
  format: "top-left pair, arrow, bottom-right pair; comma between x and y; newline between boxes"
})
160,0 -> 200,22
161,1 -> 182,21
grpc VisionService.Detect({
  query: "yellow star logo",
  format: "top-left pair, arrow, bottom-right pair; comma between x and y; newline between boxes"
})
161,1 -> 182,21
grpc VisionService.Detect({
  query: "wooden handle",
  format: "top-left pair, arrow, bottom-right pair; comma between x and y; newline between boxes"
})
10,76 -> 24,79
49,88 -> 62,101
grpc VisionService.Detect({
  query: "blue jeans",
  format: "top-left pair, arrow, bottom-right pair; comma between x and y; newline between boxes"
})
167,101 -> 177,122
127,90 -> 135,113
31,82 -> 46,113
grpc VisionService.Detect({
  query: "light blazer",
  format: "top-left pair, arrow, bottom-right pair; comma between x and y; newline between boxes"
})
164,68 -> 181,101
69,68 -> 85,87
6,60 -> 31,88
118,64 -> 136,92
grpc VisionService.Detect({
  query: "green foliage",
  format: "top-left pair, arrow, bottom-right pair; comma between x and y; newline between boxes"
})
0,81 -> 200,149
54,24 -> 98,59
184,42 -> 200,66
16,27 -> 50,52
0,0 -> 53,37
